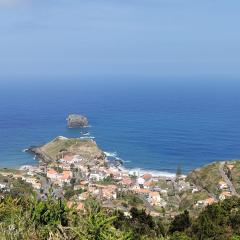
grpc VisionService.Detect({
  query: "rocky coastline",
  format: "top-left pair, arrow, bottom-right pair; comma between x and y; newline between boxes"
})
26,146 -> 53,163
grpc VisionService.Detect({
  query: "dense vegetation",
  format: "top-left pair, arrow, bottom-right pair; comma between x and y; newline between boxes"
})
1,192 -> 240,239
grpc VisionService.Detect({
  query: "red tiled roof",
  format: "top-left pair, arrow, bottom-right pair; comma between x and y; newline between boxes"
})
63,154 -> 74,161
47,169 -> 57,175
134,188 -> 151,194
142,173 -> 152,180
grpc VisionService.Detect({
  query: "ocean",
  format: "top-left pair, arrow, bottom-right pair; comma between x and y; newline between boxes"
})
0,78 -> 240,174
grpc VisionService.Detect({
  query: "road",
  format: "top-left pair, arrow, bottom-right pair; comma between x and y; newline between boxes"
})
219,161 -> 239,196
138,195 -> 155,213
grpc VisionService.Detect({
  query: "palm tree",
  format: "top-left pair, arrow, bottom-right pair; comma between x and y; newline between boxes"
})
70,200 -> 131,240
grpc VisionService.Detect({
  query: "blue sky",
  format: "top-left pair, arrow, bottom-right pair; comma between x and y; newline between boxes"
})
0,0 -> 240,79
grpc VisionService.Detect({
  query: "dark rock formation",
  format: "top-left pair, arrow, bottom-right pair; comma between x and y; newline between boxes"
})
67,114 -> 88,128
26,146 -> 53,163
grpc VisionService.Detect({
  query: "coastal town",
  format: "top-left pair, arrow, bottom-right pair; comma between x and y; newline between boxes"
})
0,115 -> 239,218
0,137 -> 239,217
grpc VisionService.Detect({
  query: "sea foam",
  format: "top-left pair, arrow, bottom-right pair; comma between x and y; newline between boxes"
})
79,136 -> 95,140
121,167 -> 177,178
104,151 -> 118,158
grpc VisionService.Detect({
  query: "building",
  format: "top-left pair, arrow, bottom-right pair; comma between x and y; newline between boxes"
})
219,191 -> 232,201
101,186 -> 117,200
22,176 -> 37,185
227,164 -> 235,171
133,188 -> 151,197
59,171 -> 72,184
148,192 -> 165,206
196,197 -> 216,207
142,173 -> 152,182
0,183 -> 7,190
89,170 -> 105,181
78,192 -> 89,201
137,177 -> 145,188
76,202 -> 85,211
47,169 -> 58,180
60,154 -> 82,164
32,182 -> 41,190
122,177 -> 132,187
204,198 -> 216,206
218,181 -> 228,190
144,181 -> 155,189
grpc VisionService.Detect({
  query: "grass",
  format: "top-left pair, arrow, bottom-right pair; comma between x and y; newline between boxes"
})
187,162 -> 222,195
40,137 -> 104,161
117,191 -> 144,208
179,190 -> 209,211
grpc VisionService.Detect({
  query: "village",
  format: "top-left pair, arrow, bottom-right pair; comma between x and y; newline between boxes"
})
0,149 -> 237,217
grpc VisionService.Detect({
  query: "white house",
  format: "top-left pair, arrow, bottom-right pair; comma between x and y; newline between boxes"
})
148,192 -> 166,206
218,181 -> 228,190
89,171 -> 105,181
58,171 -> 72,184
0,183 -> 7,189
47,169 -> 58,180
27,171 -> 35,176
219,192 -> 232,201
137,177 -> 145,187
196,198 -> 216,207
60,154 -> 82,164
22,176 -> 37,185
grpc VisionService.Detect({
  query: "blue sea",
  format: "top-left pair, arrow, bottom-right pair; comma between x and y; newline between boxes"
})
0,78 -> 240,174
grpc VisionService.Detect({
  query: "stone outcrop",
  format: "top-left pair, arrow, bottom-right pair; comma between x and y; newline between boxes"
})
67,114 -> 88,128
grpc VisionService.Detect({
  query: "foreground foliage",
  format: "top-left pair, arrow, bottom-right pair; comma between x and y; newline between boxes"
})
0,193 -> 240,239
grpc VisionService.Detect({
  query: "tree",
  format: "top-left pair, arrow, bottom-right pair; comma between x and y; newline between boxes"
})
113,207 -> 163,239
64,188 -> 75,200
176,165 -> 182,179
53,166 -> 63,173
169,210 -> 191,234
70,178 -> 76,188
70,200 -> 131,240
231,236 -> 240,240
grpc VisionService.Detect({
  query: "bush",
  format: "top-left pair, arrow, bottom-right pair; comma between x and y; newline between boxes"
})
169,210 -> 190,234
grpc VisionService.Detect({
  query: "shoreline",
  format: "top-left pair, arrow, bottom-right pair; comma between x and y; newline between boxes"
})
20,145 -> 178,179
126,167 -> 177,178
104,151 -> 177,178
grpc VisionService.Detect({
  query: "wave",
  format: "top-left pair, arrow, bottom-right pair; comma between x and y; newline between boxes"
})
82,132 -> 90,136
114,157 -> 130,163
19,165 -> 32,170
82,125 -> 92,128
122,160 -> 131,163
120,166 -> 177,178
104,153 -> 176,177
104,151 -> 118,157
22,148 -> 29,153
79,136 -> 95,140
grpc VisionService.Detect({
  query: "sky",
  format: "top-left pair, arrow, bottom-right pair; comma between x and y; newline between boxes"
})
0,0 -> 240,80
